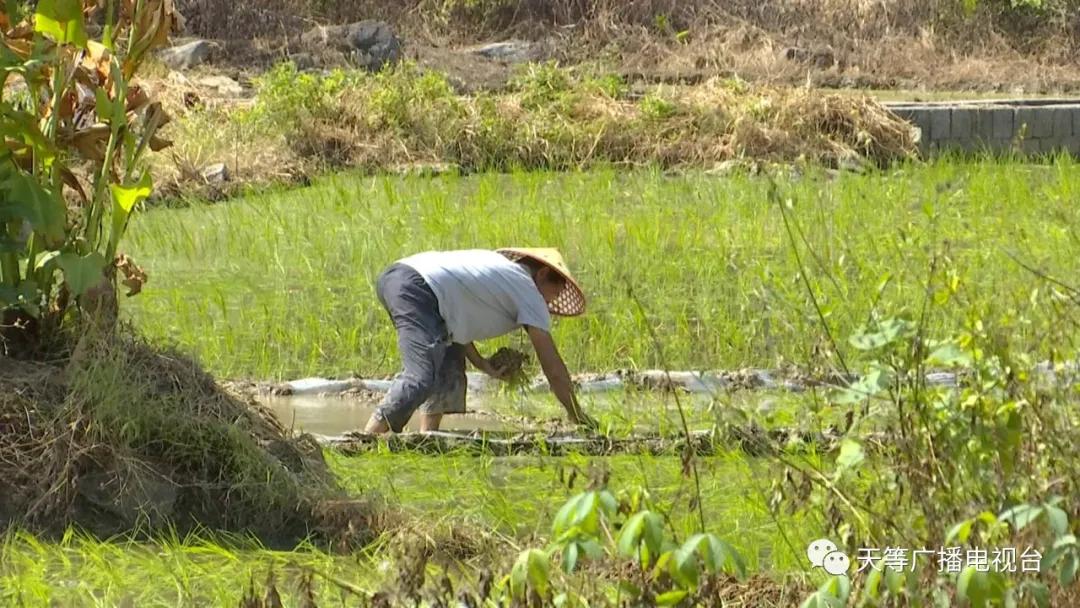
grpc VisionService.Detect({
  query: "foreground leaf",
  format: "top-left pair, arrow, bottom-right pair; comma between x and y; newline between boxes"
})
57,252 -> 107,297
108,173 -> 153,259
0,167 -> 67,247
34,0 -> 87,47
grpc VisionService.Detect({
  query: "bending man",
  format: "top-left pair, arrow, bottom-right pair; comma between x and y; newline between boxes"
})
363,248 -> 592,433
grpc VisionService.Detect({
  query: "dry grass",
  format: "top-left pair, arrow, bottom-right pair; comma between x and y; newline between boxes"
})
147,63 -> 917,199
173,0 -> 1080,95
0,326 -> 378,545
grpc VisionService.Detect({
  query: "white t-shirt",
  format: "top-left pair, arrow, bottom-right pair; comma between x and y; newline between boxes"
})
398,249 -> 552,344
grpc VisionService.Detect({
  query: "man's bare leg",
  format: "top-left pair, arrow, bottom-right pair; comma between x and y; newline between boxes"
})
364,415 -> 390,434
420,413 -> 443,432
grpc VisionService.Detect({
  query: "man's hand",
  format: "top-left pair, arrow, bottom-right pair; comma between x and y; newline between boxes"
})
464,343 -> 505,380
571,411 -> 599,432
526,326 -> 592,431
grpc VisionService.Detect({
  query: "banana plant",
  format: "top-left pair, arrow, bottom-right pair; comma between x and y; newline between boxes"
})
0,0 -> 176,345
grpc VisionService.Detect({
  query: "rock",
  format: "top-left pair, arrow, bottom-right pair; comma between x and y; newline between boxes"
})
389,162 -> 461,177
194,75 -> 245,97
159,39 -> 212,70
300,20 -> 402,72
201,163 -> 230,184
469,40 -> 545,64
290,52 -> 317,71
781,46 -> 836,69
705,159 -> 745,176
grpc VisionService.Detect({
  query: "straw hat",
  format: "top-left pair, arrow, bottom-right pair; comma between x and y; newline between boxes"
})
497,247 -> 586,317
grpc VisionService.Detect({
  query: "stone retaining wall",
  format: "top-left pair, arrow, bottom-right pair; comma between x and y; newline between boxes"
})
885,100 -> 1080,156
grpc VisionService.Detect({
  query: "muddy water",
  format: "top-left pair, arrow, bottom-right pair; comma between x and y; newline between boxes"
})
262,395 -> 513,438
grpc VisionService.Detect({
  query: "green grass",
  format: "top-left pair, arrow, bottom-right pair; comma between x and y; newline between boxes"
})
126,158 -> 1080,381
0,530 -> 383,606
328,450 -> 814,572
1,448 -> 821,606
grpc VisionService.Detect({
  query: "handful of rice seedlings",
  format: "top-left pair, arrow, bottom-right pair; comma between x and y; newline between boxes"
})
489,347 -> 530,389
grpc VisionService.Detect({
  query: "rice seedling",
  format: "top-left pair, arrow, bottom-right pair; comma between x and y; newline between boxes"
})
125,158 -> 1080,382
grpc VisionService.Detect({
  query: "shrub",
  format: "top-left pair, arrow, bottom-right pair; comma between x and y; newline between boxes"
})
0,0 -> 177,354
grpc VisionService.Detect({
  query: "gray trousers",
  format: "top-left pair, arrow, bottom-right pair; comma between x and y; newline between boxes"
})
373,263 -> 466,432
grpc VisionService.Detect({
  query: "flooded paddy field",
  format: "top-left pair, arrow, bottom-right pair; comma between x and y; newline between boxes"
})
5,160 -> 1079,606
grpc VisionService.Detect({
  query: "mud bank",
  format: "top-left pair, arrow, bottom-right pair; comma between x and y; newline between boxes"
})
232,360 -> 1079,400
233,368 -> 951,398
324,426 -> 871,457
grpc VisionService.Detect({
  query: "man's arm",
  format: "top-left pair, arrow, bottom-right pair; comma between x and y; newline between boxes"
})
464,342 -> 500,378
526,326 -> 594,428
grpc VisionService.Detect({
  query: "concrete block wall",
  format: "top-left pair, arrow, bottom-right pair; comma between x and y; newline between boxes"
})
885,100 -> 1080,157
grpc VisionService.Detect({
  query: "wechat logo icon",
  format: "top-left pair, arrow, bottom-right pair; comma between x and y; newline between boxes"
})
807,539 -> 850,576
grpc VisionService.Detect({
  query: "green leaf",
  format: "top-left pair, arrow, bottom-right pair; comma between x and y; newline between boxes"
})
885,567 -> 904,595
618,511 -> 666,567
598,490 -> 618,517
642,512 -> 664,557
833,367 -> 892,404
656,590 -> 689,606
1045,505 -> 1069,537
111,174 -> 153,215
553,492 -> 599,538
956,567 -> 1005,608
849,318 -> 915,351
57,252 -> 107,297
800,589 -> 844,608
0,282 -> 43,317
617,581 -> 641,599
108,173 -> 152,259
34,0 -> 87,47
526,549 -> 550,595
798,594 -> 828,608
1043,545 -> 1070,571
926,342 -> 972,367
580,539 -> 604,559
956,567 -> 978,604
552,493 -> 585,535
836,439 -> 865,471
1053,534 -> 1077,549
562,542 -> 579,574
0,168 -> 67,247
864,568 -> 882,599
681,533 -> 746,578
573,491 -> 598,526
617,512 -> 648,558
510,557 -> 527,598
34,250 -> 61,272
946,519 -> 974,544
670,547 -> 699,588
999,504 -> 1043,531
820,575 -> 851,602
1061,554 -> 1078,586
1024,581 -> 1050,608
95,87 -> 124,125
511,549 -> 549,598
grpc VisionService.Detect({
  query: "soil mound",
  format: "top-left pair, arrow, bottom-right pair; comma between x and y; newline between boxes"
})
0,328 -> 377,547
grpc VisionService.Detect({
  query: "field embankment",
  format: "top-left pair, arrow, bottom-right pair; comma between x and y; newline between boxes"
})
0,330 -> 377,547
149,63 -> 917,200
